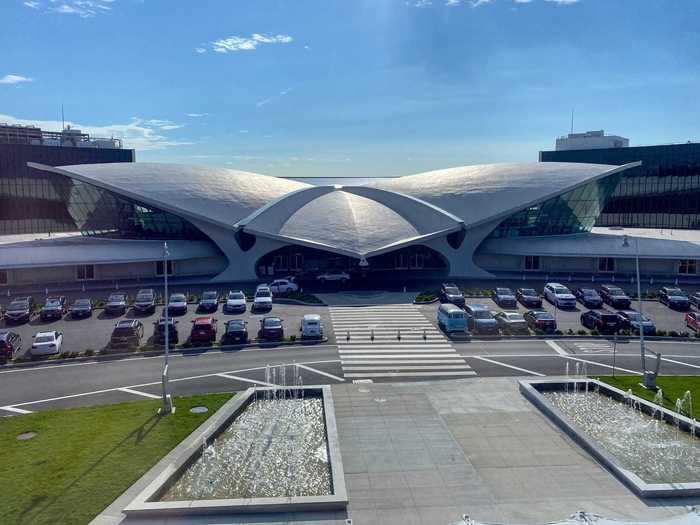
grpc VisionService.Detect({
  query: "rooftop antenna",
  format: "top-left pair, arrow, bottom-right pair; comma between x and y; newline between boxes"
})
570,107 -> 574,135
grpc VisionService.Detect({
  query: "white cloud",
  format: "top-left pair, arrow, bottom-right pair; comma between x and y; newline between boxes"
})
545,0 -> 579,3
194,47 -> 207,54
186,113 -> 208,118
256,88 -> 292,108
23,0 -> 116,18
0,74 -> 33,85
0,113 -> 191,151
209,33 -> 293,54
23,1 -> 40,8
410,0 -> 432,6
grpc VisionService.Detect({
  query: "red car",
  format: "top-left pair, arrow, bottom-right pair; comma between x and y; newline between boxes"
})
686,312 -> 700,331
190,316 -> 218,344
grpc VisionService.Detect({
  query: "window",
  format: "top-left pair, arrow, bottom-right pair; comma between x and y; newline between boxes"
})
598,257 -> 615,273
273,254 -> 287,271
76,264 -> 95,280
524,255 -> 540,271
0,269 -> 7,285
155,260 -> 173,276
679,259 -> 697,275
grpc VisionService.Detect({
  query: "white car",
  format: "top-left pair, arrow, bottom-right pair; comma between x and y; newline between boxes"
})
300,314 -> 323,339
224,290 -> 247,313
31,330 -> 63,356
544,282 -> 576,309
252,287 -> 273,312
167,293 -> 188,315
316,271 -> 350,283
269,278 -> 299,294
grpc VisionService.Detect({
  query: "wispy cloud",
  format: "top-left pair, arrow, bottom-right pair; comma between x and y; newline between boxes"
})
205,33 -> 293,54
23,0 -> 116,18
194,47 -> 207,54
186,113 -> 208,118
545,0 -> 579,3
0,74 -> 33,85
0,113 -> 191,151
256,88 -> 292,108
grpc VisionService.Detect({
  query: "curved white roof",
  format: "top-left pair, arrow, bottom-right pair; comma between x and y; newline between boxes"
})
368,162 -> 640,229
30,162 -> 311,229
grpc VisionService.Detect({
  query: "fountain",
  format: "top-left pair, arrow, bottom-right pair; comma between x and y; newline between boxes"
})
124,364 -> 347,516
520,378 -> 700,497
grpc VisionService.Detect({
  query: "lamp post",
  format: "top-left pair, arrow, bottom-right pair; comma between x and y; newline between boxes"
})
159,241 -> 174,415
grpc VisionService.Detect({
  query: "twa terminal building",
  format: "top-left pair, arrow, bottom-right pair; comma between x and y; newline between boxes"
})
3,160 -> 700,287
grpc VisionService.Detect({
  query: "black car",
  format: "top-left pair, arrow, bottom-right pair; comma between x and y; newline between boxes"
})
599,285 -> 631,309
110,319 -> 144,348
69,298 -> 93,318
617,310 -> 656,335
574,288 -> 603,309
658,287 -> 690,310
0,330 -> 21,359
198,290 -> 220,312
580,310 -> 622,334
4,296 -> 34,324
516,288 -> 542,309
105,292 -> 129,315
154,318 -> 179,345
523,310 -> 557,334
222,319 -> 249,344
491,287 -> 517,309
40,296 -> 67,321
258,316 -> 284,341
133,289 -> 156,314
440,283 -> 465,307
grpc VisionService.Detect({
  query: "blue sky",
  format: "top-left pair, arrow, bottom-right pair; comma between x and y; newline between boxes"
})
1,0 -> 699,178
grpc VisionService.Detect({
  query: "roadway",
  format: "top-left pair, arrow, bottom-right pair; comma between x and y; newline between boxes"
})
2,337 -> 700,415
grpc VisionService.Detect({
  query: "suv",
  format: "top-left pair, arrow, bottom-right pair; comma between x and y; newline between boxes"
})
440,283 -> 465,307
269,278 -> 299,294
0,331 -> 21,359
491,287 -> 517,309
618,310 -> 656,335
316,271 -> 350,284
580,310 -> 622,334
222,319 -> 248,344
574,288 -> 603,309
524,310 -> 557,334
105,292 -> 128,315
463,304 -> 499,334
4,296 -> 34,324
599,285 -> 631,309
198,290 -> 219,312
658,287 -> 690,310
40,296 -> 67,321
223,290 -> 247,313
516,288 -> 542,308
252,287 -> 273,312
110,319 -> 144,348
300,314 -> 323,339
258,316 -> 284,341
190,316 -> 218,345
133,289 -> 156,314
69,298 -> 93,318
154,318 -> 179,345
543,283 -> 576,309
167,293 -> 188,315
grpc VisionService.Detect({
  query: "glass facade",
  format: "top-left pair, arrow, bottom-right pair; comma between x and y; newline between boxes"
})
487,174 -> 621,239
539,143 -> 700,229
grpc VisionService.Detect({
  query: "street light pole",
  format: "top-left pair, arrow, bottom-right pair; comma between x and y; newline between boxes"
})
160,241 -> 174,415
633,236 -> 646,372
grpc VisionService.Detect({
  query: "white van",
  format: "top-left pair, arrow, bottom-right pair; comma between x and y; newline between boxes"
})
300,314 -> 323,339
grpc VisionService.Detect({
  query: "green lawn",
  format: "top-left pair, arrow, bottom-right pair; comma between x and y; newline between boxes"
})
0,393 -> 232,525
599,376 -> 700,419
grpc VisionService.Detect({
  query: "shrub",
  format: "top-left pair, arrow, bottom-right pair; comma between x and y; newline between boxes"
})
619,328 -> 632,336
534,328 -> 544,336
554,329 -> 563,336
668,330 -> 680,338
577,329 -> 588,336
680,331 -> 690,338
415,291 -> 438,302
289,335 -> 297,342
590,329 -> 600,336
566,328 -> 575,335
84,349 -> 95,357
60,352 -> 70,359
655,329 -> 667,337
695,331 -> 700,339
188,294 -> 199,303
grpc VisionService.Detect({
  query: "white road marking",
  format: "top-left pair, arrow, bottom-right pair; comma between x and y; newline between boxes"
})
343,365 -> 472,371
217,373 -> 276,387
341,359 -> 466,365
559,355 -> 641,375
118,387 -> 161,399
341,354 -> 461,359
659,357 -> 700,370
1,406 -> 33,414
470,356 -> 546,376
344,371 -> 476,378
545,340 -> 570,356
295,364 -> 345,382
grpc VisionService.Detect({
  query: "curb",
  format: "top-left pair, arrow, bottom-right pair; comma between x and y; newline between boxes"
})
448,334 -> 700,342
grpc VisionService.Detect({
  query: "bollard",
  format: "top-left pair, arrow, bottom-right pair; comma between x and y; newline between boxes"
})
370,329 -> 374,342
423,328 -> 427,340
346,330 -> 350,341
397,329 -> 401,341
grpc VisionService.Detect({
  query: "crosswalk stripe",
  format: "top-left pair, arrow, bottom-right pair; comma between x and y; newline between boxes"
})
342,359 -> 466,365
344,371 -> 477,378
341,354 -> 462,359
344,365 -> 473,371
339,349 -> 455,354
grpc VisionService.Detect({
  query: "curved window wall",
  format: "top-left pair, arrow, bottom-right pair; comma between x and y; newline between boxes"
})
488,174 -> 622,239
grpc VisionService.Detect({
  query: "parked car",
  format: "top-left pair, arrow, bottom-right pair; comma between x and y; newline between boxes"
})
316,271 -> 350,284
524,310 -> 557,334
440,283 -> 465,307
31,330 -> 63,356
69,298 -> 93,318
222,319 -> 248,344
580,310 -> 622,334
599,284 -> 631,309
686,312 -> 700,332
0,331 -> 21,359
154,318 -> 179,345
40,296 -> 67,321
691,292 -> 700,309
544,283 -> 576,309
269,278 -> 299,294
133,289 -> 156,314
258,316 -> 284,341
494,311 -> 529,334
105,292 -> 128,316
463,304 -> 499,334
617,310 -> 656,335
198,290 -> 220,312
516,288 -> 542,309
4,296 -> 34,324
300,314 -> 323,339
223,290 -> 247,313
491,288 -> 517,309
110,319 -> 144,348
190,316 -> 218,345
167,293 -> 188,315
437,303 -> 468,333
658,287 -> 690,310
252,287 -> 273,312
574,288 -> 603,309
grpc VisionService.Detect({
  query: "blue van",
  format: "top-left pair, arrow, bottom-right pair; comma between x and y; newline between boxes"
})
437,304 -> 468,333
